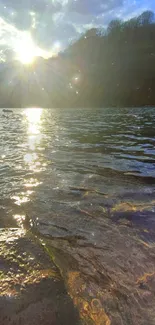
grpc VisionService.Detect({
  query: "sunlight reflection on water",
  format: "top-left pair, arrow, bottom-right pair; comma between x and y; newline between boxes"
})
23,108 -> 45,173
12,108 -> 45,210
24,107 -> 43,135
13,214 -> 26,228
1,107 -> 155,324
24,178 -> 42,188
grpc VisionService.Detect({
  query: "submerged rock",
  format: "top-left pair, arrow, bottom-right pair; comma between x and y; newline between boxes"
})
37,208 -> 155,325
0,228 -> 81,325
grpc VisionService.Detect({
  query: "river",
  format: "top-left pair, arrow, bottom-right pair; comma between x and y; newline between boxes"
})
0,107 -> 155,324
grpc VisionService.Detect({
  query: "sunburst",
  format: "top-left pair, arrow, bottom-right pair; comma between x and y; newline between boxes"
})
14,32 -> 50,65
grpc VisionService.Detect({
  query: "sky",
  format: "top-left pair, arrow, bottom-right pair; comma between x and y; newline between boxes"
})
0,0 -> 155,61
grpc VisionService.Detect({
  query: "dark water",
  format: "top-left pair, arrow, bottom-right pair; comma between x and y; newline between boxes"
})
1,107 -> 155,324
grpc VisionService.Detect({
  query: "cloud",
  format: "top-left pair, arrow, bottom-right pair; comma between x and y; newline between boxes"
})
0,0 -> 60,14
31,18 -> 78,48
113,0 -> 155,21
0,0 -> 155,61
0,0 -> 62,30
0,16 -> 25,61
67,0 -> 123,15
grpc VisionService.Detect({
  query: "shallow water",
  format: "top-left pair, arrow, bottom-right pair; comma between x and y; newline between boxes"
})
1,107 -> 155,222
1,107 -> 155,324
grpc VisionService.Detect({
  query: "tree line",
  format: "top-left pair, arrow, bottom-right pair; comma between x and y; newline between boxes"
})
0,10 -> 155,107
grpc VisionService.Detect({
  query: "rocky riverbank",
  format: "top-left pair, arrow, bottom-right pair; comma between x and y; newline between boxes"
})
0,228 -> 81,325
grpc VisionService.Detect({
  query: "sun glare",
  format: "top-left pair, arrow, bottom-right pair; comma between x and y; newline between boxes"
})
24,107 -> 43,134
14,32 -> 50,65
18,51 -> 35,65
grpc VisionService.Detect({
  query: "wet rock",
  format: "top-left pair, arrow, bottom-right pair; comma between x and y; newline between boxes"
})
0,228 -> 81,325
40,213 -> 155,325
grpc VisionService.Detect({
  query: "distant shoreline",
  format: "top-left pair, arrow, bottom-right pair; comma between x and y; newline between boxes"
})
1,105 -> 155,109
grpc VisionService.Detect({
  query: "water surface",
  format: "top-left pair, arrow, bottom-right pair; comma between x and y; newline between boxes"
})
1,107 -> 155,324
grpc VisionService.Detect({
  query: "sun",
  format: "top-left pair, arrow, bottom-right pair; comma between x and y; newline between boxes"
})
17,50 -> 35,65
15,34 -> 38,65
13,31 -> 60,65
14,32 -> 48,65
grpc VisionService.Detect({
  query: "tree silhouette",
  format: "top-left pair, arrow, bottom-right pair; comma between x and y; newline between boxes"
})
138,10 -> 154,26
1,11 -> 155,107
